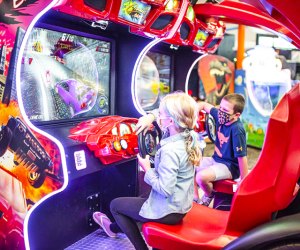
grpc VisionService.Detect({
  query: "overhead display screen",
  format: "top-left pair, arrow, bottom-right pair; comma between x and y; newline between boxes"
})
118,0 -> 151,25
20,27 -> 111,123
194,29 -> 209,47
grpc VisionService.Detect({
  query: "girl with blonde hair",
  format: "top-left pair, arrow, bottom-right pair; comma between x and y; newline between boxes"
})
93,92 -> 201,250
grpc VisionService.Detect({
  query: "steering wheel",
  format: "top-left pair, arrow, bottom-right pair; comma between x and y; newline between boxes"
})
138,121 -> 162,159
205,113 -> 217,143
138,114 -> 216,160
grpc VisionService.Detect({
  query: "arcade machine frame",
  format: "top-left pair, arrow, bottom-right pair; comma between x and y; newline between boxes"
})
1,0 -> 223,249
0,0 -> 300,249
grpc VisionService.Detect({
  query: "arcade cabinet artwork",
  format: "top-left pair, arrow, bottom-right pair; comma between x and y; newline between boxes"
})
0,1 -> 65,249
235,46 -> 292,148
68,112 -> 210,166
188,54 -> 234,105
69,116 -> 139,165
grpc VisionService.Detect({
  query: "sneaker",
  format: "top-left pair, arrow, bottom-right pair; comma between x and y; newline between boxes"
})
198,194 -> 214,206
93,212 -> 117,238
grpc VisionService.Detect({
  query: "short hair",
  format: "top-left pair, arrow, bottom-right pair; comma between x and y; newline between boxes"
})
223,93 -> 245,114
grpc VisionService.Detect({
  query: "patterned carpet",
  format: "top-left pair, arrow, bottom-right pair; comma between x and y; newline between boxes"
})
65,229 -> 137,250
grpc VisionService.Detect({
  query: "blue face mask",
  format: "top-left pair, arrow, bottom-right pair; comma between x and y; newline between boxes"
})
158,114 -> 172,138
160,123 -> 171,139
218,109 -> 231,125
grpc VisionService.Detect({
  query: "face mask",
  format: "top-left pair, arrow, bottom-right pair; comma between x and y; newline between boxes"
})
158,114 -> 172,136
218,109 -> 232,125
160,123 -> 172,138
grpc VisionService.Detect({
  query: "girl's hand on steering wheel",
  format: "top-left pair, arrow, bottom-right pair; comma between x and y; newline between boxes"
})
135,113 -> 155,135
137,154 -> 151,172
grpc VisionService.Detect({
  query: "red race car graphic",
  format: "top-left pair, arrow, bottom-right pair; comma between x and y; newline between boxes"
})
69,114 -> 210,165
69,116 -> 139,165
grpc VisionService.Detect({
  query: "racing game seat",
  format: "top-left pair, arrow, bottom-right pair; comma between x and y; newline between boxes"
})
142,83 -> 300,250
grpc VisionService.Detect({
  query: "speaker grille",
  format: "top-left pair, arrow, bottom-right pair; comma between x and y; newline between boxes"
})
150,14 -> 174,30
84,0 -> 107,11
207,38 -> 221,49
180,22 -> 190,40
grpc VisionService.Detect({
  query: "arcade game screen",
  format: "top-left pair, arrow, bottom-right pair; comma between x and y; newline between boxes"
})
194,29 -> 209,47
136,51 -> 172,111
118,0 -> 151,25
20,27 -> 111,123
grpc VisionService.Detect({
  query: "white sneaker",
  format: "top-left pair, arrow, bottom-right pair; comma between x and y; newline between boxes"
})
198,194 -> 214,206
93,212 -> 117,238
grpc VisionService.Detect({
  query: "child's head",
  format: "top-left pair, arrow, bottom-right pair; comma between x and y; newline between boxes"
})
222,93 -> 245,114
159,92 -> 198,131
159,92 -> 201,166
218,93 -> 245,125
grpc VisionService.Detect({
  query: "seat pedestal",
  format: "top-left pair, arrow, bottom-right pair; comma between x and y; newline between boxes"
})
213,179 -> 237,211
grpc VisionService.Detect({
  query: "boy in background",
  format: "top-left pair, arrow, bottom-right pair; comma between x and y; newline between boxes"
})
195,93 -> 249,206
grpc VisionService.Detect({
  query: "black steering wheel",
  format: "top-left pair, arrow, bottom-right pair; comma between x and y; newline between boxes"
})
138,121 -> 162,159
205,113 -> 217,143
138,114 -> 216,160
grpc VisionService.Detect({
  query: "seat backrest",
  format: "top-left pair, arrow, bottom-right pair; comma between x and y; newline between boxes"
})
225,83 -> 300,234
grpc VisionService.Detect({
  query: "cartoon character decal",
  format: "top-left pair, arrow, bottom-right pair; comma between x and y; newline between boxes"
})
0,1 -> 66,249
198,54 -> 235,105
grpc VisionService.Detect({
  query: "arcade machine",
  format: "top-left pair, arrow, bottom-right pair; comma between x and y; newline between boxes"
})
1,0 -> 300,250
235,46 -> 292,148
0,0 -> 225,249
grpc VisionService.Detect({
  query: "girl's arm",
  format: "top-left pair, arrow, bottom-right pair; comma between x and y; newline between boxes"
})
142,151 -> 179,197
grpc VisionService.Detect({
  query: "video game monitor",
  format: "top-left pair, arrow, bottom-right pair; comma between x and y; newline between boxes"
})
20,26 -> 113,124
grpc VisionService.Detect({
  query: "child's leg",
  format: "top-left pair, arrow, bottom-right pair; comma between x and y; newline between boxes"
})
195,157 -> 216,197
195,167 -> 216,197
195,158 -> 232,206
194,178 -> 200,201
110,197 -> 149,250
196,158 -> 232,196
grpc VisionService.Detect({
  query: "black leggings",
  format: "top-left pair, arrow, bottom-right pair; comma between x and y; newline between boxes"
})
110,197 -> 186,250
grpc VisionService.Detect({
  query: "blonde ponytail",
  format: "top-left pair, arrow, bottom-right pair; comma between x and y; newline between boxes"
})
182,129 -> 202,166
161,92 -> 202,166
